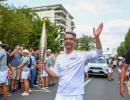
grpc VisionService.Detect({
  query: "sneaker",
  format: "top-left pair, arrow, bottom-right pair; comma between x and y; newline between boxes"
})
21,92 -> 29,96
42,87 -> 45,90
45,87 -> 48,89
7,92 -> 12,96
29,89 -> 32,93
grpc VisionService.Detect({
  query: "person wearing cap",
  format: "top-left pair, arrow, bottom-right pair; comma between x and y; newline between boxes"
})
38,23 -> 103,100
0,41 -> 8,100
45,49 -> 56,86
14,49 -> 31,96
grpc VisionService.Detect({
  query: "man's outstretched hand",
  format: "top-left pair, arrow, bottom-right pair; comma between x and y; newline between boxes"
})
93,23 -> 103,38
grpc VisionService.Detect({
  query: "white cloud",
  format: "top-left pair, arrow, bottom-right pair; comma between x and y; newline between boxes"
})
10,0 -> 32,6
105,9 -> 123,14
76,1 -> 98,15
101,34 -> 125,50
101,0 -> 129,5
100,19 -> 130,50
74,23 -> 92,38
6,0 -> 46,7
104,19 -> 130,34
63,0 -> 126,20
63,0 -> 100,16
74,19 -> 130,50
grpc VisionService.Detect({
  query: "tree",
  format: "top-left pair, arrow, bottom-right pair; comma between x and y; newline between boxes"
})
117,28 -> 130,56
117,42 -> 126,56
45,20 -> 60,53
0,4 -> 33,45
28,19 -> 60,53
76,35 -> 94,51
124,28 -> 130,50
0,4 -> 60,53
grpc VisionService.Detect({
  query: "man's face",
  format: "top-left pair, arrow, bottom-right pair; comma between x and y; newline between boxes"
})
64,34 -> 75,50
46,51 -> 51,56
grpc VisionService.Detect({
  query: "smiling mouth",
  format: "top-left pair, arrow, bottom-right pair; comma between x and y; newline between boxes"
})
65,45 -> 72,48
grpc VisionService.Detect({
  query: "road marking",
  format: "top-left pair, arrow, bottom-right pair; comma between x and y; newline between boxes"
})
32,89 -> 46,92
84,79 -> 91,86
32,88 -> 52,92
42,88 -> 52,92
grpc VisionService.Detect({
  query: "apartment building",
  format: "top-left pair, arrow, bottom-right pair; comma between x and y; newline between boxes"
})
32,4 -> 75,40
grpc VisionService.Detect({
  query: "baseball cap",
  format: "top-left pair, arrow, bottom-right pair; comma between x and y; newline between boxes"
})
22,49 -> 29,53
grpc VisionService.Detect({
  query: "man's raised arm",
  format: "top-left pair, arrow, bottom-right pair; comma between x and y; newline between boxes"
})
93,23 -> 103,50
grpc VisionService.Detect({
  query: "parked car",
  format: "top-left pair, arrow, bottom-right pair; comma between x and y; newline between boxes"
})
88,57 -> 108,77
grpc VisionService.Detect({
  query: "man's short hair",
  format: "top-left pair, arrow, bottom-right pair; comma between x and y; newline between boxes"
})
65,32 -> 76,38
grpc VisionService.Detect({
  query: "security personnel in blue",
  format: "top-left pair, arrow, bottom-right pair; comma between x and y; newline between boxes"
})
38,23 -> 103,100
120,49 -> 130,97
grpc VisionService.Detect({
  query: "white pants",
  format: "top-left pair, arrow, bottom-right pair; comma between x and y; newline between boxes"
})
0,71 -> 8,83
21,71 -> 30,79
55,94 -> 83,100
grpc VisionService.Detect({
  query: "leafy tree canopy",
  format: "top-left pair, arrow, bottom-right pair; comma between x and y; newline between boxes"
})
0,4 -> 60,53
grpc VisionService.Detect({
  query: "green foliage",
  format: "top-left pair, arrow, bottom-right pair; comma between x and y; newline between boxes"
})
117,28 -> 130,56
76,35 -> 94,51
124,28 -> 130,50
0,4 -> 60,53
0,4 -> 33,45
27,19 -> 60,53
117,42 -> 127,56
45,20 -> 60,53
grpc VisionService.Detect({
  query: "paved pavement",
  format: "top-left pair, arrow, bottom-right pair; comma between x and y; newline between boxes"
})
0,85 -> 57,100
0,69 -> 130,100
84,70 -> 130,100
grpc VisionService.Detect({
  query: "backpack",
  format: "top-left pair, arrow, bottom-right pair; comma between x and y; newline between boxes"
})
28,57 -> 32,68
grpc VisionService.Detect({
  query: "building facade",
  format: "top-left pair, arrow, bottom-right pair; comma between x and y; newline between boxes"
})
32,4 -> 75,42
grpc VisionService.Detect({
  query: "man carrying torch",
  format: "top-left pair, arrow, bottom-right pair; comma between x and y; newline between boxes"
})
38,23 -> 103,100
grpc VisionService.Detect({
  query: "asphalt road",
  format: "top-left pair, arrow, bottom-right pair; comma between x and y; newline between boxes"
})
84,76 -> 130,100
1,70 -> 130,100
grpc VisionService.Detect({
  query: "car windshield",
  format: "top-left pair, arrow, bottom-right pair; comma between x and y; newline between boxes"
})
88,58 -> 107,64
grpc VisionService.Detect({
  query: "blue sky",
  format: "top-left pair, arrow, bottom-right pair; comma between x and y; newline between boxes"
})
4,0 -> 130,50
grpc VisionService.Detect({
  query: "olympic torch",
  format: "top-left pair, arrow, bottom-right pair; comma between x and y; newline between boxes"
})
40,20 -> 47,74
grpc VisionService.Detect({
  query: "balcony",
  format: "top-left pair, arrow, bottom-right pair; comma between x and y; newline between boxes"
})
54,16 -> 66,22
